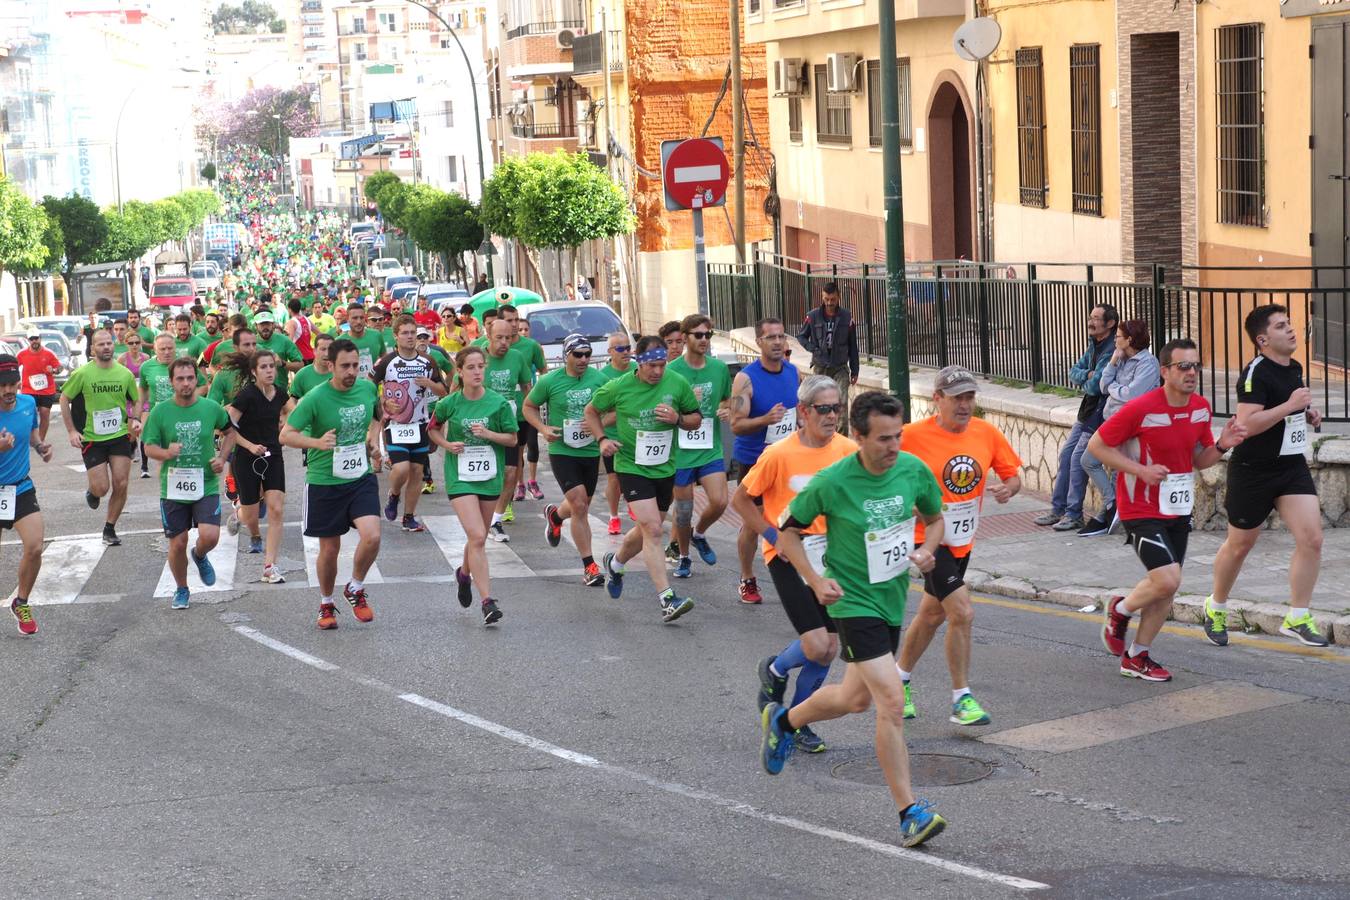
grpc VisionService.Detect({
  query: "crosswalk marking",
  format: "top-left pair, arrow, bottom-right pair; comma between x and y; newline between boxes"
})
153,529 -> 240,598
556,509 -> 648,572
29,537 -> 107,605
302,529 -> 385,588
423,515 -> 536,579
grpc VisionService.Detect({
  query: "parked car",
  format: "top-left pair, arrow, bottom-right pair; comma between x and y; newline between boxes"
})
419,283 -> 470,312
190,262 -> 222,295
368,256 -> 403,280
350,221 -> 379,245
389,283 -> 420,303
19,316 -> 86,350
2,330 -> 74,385
383,273 -> 420,296
520,302 -> 629,369
149,277 -> 197,307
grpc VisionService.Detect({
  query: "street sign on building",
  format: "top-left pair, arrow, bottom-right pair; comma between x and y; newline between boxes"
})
660,138 -> 730,212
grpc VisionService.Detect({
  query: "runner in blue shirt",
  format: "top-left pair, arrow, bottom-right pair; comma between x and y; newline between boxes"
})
0,354 -> 55,634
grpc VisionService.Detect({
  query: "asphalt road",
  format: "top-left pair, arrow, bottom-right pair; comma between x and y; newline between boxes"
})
1,426 -> 1348,899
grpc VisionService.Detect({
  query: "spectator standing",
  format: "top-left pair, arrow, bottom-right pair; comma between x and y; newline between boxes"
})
796,282 -> 860,435
1034,303 -> 1119,532
1078,319 -> 1160,536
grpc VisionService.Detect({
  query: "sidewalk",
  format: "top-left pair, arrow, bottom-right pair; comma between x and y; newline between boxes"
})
968,492 -> 1350,644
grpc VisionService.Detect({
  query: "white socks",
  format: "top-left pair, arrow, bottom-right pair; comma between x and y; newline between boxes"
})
896,666 -> 912,683
1128,642 -> 1149,658
1289,607 -> 1309,620
952,688 -> 971,703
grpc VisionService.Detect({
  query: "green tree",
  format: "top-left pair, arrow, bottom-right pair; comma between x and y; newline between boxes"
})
200,162 -> 218,182
0,177 -> 50,273
374,180 -> 419,232
95,203 -> 161,264
42,193 -> 108,295
406,189 -> 481,284
363,171 -> 401,204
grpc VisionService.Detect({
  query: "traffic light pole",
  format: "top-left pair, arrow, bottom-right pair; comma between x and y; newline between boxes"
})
878,0 -> 911,418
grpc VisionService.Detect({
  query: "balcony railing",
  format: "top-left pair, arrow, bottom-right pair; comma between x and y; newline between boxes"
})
572,31 -> 623,76
505,19 -> 583,40
511,121 -> 578,139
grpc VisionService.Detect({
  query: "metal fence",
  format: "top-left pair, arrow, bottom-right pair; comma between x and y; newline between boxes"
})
708,253 -> 1350,421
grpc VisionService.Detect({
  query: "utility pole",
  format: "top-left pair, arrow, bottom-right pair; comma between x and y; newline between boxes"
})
878,0 -> 911,418
729,0 -> 745,265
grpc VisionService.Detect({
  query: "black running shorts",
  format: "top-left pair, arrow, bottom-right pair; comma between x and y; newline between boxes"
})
1224,458 -> 1318,530
1123,516 -> 1191,571
618,471 -> 674,512
82,434 -> 135,469
834,615 -> 901,663
303,473 -> 380,537
922,546 -> 971,601
767,556 -> 836,635
232,445 -> 286,506
550,453 -> 600,496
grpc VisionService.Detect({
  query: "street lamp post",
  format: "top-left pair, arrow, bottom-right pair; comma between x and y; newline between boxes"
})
356,0 -> 493,286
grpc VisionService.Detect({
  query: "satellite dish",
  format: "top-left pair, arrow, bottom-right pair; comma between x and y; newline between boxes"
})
954,17 -> 1002,62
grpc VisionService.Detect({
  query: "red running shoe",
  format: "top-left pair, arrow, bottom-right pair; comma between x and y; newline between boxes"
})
739,577 -> 763,605
344,583 -> 375,623
583,561 -> 604,587
607,516 -> 622,536
1119,651 -> 1172,682
317,603 -> 339,630
1102,596 -> 1129,657
543,504 -> 562,547
11,598 -> 37,636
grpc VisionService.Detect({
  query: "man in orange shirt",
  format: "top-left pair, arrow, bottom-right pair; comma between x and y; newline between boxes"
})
896,366 -> 1022,726
732,375 -> 857,753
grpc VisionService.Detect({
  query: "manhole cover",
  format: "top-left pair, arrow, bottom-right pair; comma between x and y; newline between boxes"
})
831,753 -> 993,787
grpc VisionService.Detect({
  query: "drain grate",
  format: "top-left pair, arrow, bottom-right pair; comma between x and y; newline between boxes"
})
831,753 -> 994,787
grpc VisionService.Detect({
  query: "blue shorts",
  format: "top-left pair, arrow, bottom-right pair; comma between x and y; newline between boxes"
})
674,457 -> 727,487
161,496 -> 222,538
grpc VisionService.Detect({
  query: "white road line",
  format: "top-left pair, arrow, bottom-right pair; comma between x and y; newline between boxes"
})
40,527 -> 163,543
27,537 -> 106,605
230,626 -> 1048,892
552,508 -> 650,572
423,514 -> 535,579
153,529 -> 240,598
302,530 -> 384,588
231,625 -> 340,671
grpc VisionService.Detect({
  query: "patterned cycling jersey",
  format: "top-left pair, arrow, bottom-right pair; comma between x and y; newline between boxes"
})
373,350 -> 443,427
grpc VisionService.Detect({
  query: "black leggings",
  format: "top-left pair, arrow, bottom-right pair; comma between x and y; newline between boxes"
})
518,421 -> 540,465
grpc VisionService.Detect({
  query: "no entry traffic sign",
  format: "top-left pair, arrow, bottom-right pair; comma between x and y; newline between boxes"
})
661,138 -> 730,212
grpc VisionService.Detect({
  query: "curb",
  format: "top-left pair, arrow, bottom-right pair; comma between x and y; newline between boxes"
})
965,569 -> 1346,646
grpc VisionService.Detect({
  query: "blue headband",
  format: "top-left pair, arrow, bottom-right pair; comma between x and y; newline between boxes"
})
636,346 -> 668,364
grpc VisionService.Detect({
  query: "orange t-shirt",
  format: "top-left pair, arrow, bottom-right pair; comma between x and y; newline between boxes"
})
738,431 -> 858,562
901,416 -> 1022,558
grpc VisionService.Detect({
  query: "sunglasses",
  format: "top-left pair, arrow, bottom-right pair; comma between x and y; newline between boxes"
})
811,403 -> 843,415
613,345 -> 631,353
570,351 -> 593,359
686,331 -> 712,340
1168,361 -> 1202,372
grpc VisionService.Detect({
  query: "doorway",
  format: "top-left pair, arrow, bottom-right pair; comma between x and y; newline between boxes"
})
927,80 -> 973,261
1312,17 -> 1350,366
1129,33 -> 1181,283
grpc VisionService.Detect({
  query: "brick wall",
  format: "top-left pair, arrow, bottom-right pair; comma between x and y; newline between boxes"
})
1129,32 -> 1183,283
1116,0 -> 1197,279
501,34 -> 573,71
625,1 -> 773,254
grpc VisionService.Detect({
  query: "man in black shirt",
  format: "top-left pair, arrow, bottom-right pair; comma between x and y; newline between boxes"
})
1205,304 -> 1329,647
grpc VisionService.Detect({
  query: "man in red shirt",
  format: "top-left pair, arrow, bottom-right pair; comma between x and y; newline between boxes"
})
17,331 -> 60,441
412,295 -> 441,332
1088,338 -> 1247,682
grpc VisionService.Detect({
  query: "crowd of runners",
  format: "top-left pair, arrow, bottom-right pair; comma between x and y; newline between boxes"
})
0,149 -> 1333,851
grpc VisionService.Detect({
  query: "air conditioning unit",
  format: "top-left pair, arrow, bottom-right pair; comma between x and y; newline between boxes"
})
826,52 -> 861,92
556,28 -> 576,49
773,57 -> 805,96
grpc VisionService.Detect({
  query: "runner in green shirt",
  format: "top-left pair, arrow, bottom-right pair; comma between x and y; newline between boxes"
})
524,334 -> 608,586
59,328 -> 143,547
762,390 -> 948,849
280,337 -> 383,631
667,314 -> 734,578
172,314 -> 208,359
481,319 -> 535,540
252,311 -> 304,393
597,330 -> 633,534
497,303 -> 549,499
429,345 -> 517,626
142,357 -> 235,610
140,333 -> 207,411
344,303 -> 386,380
126,308 -> 156,345
289,332 -> 335,399
584,335 -> 701,623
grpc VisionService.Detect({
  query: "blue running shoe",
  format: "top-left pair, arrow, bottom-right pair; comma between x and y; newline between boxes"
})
191,549 -> 216,586
171,587 -> 190,610
248,536 -> 264,554
603,552 -> 624,599
899,799 -> 947,848
760,702 -> 795,775
672,556 -> 692,579
691,534 -> 717,566
384,493 -> 399,521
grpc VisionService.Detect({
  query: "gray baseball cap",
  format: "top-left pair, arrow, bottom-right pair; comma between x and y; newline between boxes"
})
935,365 -> 979,396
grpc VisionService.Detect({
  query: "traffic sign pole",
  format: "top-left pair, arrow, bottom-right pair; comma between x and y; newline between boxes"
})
692,198 -> 708,316
661,138 -> 730,320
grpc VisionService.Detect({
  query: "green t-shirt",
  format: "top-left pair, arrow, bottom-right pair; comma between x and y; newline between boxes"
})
667,356 -> 732,470
470,335 -> 489,350
526,367 -> 608,458
135,325 -> 157,344
347,329 -> 386,379
598,363 -> 632,441
511,336 -> 547,375
61,362 -> 139,442
432,390 -> 516,497
286,379 -> 380,486
588,369 -> 700,479
142,398 -> 231,501
289,363 -> 333,399
787,452 -> 944,628
139,359 -> 206,408
174,334 -> 207,359
380,326 -> 395,347
256,331 -> 303,393
425,345 -> 455,377
483,348 -> 533,422
207,368 -> 240,406
112,342 -> 129,357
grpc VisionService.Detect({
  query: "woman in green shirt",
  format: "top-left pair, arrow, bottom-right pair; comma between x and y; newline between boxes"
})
428,346 -> 518,626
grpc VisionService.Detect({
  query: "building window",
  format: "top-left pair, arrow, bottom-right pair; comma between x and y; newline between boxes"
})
442,100 -> 454,127
350,16 -> 365,33
378,11 -> 397,32
447,156 -> 458,183
1015,47 -> 1047,208
353,42 -> 367,61
1069,44 -> 1101,216
1216,23 -> 1264,226
748,0 -> 760,15
813,64 -> 851,145
774,0 -> 803,9
788,96 -> 803,142
866,58 -> 912,148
